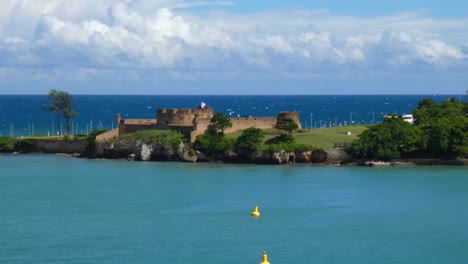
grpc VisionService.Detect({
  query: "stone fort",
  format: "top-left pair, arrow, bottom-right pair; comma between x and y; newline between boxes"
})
96,105 -> 301,143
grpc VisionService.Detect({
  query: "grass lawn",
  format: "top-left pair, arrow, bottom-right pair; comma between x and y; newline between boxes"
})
226,125 -> 368,149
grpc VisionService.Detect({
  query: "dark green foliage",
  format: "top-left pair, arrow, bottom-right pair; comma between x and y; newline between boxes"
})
120,130 -> 185,147
79,129 -> 108,147
196,113 -> 233,157
263,133 -> 310,152
235,127 -> 264,155
195,130 -> 234,156
413,97 -> 468,158
275,117 -> 299,136
348,97 -> 468,160
209,112 -> 232,134
187,148 -> 198,157
347,115 -> 421,161
43,89 -> 77,135
265,134 -> 294,145
0,137 -> 15,152
14,138 -> 37,153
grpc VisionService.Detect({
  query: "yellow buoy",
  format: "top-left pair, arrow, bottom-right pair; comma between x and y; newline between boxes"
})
260,252 -> 270,264
251,205 -> 260,217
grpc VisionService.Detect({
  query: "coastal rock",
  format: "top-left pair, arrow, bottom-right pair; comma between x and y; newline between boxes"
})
196,151 -> 209,162
140,144 -> 152,161
94,139 -> 185,161
363,161 -> 392,166
271,151 -> 290,164
249,150 -> 270,164
311,149 -> 327,163
127,153 -> 136,161
247,150 -> 291,164
295,150 -> 312,163
223,149 -> 238,163
326,148 -> 352,164
182,151 -> 198,162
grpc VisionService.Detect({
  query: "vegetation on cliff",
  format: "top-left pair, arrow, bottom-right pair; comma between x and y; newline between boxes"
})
117,130 -> 185,147
0,136 -> 15,152
347,98 -> 468,161
195,112 -> 313,161
234,127 -> 264,158
195,113 -> 234,158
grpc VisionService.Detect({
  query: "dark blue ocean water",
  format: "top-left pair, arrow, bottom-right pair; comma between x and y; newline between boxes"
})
0,95 -> 465,136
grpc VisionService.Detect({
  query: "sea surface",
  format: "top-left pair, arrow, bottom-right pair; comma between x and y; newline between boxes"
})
0,154 -> 467,263
0,94 -> 466,136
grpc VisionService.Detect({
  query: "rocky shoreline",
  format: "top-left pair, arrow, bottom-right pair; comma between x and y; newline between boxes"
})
2,138 -> 467,166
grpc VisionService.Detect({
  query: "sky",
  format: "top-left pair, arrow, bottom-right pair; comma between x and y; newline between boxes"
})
0,0 -> 467,95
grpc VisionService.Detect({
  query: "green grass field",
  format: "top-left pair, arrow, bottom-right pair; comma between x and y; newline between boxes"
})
15,126 -> 368,150
226,125 -> 368,149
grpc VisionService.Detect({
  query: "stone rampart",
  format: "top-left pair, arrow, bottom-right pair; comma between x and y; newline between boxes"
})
96,128 -> 119,142
122,119 -> 157,125
108,109 -> 300,143
157,108 -> 213,129
119,124 -> 158,134
225,117 -> 277,133
278,112 -> 301,128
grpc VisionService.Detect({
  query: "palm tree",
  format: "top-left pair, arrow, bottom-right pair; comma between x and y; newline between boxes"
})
43,90 -> 77,135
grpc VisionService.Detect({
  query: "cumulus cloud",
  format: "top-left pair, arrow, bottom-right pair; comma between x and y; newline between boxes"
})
0,0 -> 467,93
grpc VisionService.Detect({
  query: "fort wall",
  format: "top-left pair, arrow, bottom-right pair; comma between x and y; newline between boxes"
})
106,109 -> 301,143
122,119 -> 157,125
156,108 -> 213,129
96,128 -> 119,142
278,112 -> 301,129
119,123 -> 158,135
225,117 -> 277,133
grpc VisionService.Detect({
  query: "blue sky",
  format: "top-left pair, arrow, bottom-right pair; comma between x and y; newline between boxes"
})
0,0 -> 467,95
223,0 -> 468,17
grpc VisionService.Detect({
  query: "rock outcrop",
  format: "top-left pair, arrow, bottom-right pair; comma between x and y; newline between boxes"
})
92,139 -> 189,161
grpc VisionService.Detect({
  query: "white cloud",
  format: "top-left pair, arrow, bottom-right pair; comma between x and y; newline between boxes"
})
0,0 -> 467,93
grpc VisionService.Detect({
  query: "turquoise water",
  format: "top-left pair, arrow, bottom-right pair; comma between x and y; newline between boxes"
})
1,154 -> 467,263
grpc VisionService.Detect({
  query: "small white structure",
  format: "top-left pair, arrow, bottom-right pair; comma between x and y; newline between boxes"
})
402,114 -> 414,124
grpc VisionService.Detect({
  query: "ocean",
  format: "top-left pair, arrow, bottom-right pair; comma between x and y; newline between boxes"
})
1,154 -> 467,263
0,94 -> 465,137
1,95 -> 468,263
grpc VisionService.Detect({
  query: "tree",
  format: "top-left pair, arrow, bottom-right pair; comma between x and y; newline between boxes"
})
347,115 -> 421,161
275,117 -> 298,136
209,112 -> 232,135
413,98 -> 468,158
44,89 -> 77,135
195,130 -> 234,157
235,127 -> 264,155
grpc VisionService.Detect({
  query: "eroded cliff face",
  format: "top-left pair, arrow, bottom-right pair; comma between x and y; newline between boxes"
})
93,139 -> 190,161
90,138 -> 351,165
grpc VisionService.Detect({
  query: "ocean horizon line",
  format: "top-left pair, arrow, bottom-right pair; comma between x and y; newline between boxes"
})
0,93 -> 463,96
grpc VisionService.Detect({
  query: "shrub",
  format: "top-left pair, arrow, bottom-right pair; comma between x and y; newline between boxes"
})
264,134 -> 311,152
120,130 -> 185,148
265,134 -> 294,145
14,138 -> 37,152
235,127 -> 264,155
79,129 -> 108,147
0,137 -> 15,152
195,131 -> 234,156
